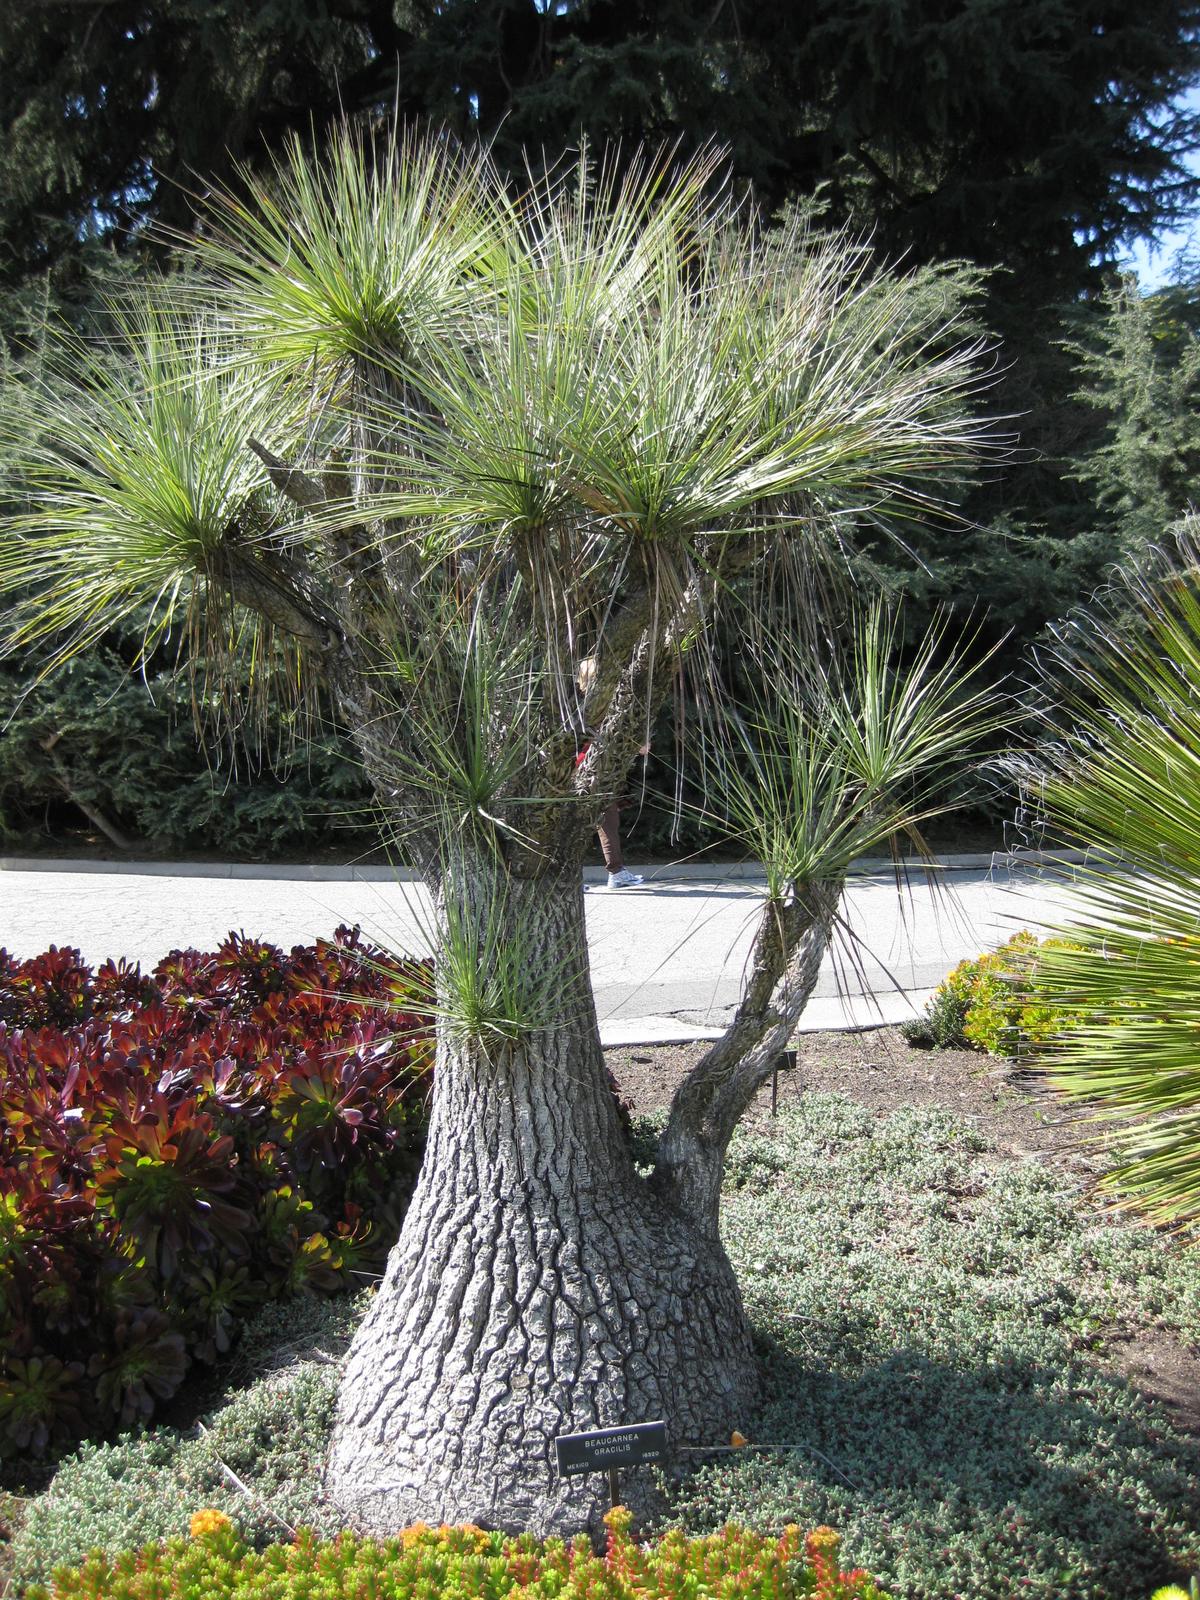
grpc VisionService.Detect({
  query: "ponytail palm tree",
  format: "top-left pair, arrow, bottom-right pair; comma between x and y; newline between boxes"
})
1,128 -> 997,1531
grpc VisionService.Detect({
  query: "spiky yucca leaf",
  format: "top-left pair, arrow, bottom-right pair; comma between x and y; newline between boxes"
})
1024,527 -> 1200,1229
0,303 -> 298,665
0,302 -> 330,754
367,590 -> 549,846
194,124 -> 510,377
367,181 -> 990,572
703,602 -> 1006,900
434,877 -> 589,1050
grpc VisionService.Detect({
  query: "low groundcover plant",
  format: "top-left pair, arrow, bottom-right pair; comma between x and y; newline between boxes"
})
15,1097 -> 1199,1600
670,1096 -> 1200,1600
23,1507 -> 889,1600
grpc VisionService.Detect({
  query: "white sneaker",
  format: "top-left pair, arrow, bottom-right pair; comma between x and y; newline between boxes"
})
607,868 -> 644,889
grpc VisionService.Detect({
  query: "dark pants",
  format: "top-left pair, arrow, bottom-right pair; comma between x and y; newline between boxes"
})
596,803 -> 623,872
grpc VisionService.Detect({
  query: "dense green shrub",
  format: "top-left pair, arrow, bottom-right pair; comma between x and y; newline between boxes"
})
897,978 -> 971,1051
901,930 -> 1082,1054
24,1509 -> 886,1600
0,639 -> 379,860
0,929 -> 432,1464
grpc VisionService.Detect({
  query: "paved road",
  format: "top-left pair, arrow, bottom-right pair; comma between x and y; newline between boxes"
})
0,855 -> 1087,1041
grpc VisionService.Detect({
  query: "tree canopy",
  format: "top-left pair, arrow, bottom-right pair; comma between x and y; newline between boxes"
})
3,1 -> 1200,853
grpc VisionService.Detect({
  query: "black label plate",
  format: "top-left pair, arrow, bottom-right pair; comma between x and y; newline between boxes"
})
554,1421 -> 668,1477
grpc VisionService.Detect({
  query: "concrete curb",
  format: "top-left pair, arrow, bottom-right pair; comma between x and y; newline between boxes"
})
597,988 -> 935,1046
0,849 -> 1088,883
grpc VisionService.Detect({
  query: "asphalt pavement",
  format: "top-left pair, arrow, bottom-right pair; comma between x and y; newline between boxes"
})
0,853 -> 1091,1044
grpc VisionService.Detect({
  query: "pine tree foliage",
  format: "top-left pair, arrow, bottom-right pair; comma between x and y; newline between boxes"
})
1070,272 -> 1200,557
3,0 -> 1197,301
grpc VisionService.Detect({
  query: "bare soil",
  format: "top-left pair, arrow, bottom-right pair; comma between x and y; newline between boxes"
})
605,1026 -> 1200,1441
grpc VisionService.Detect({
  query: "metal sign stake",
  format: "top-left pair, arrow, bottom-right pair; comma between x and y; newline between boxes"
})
772,1047 -> 797,1117
554,1420 -> 667,1516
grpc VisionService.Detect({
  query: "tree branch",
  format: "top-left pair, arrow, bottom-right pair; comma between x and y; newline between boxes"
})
216,542 -> 343,652
651,880 -> 841,1235
852,143 -> 916,209
573,528 -> 759,803
506,533 -> 752,873
244,439 -> 450,880
246,435 -> 392,636
248,437 -> 327,510
40,733 -> 139,852
573,559 -> 707,799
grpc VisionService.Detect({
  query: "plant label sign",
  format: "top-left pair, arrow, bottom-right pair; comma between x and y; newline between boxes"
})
554,1421 -> 667,1477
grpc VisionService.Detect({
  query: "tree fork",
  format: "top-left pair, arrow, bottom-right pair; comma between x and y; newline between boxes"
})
652,881 -> 840,1236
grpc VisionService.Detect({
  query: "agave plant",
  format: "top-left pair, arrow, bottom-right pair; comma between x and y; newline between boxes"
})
91,1097 -> 252,1280
89,1308 -> 188,1427
1021,524 -> 1200,1231
1,124 -> 998,1529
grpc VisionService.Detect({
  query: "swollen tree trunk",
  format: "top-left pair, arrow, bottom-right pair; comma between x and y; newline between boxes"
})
326,865 -> 757,1536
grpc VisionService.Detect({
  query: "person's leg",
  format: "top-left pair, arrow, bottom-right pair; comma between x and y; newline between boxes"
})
597,803 -> 643,887
596,803 -> 624,872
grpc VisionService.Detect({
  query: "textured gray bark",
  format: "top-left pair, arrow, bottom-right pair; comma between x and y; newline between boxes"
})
653,882 -> 840,1237
325,868 -> 757,1535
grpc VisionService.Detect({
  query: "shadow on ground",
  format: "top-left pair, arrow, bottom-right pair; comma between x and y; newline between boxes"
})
664,1332 -> 1200,1600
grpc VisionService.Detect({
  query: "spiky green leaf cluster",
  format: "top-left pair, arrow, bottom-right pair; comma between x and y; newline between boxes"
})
1,304 -> 292,665
1,128 -> 991,804
700,602 -> 1006,899
1022,523 -> 1200,1228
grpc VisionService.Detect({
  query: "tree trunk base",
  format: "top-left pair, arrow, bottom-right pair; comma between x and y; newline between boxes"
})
326,1031 -> 757,1537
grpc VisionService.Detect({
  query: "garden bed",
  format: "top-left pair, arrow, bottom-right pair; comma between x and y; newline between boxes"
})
5,1029 -> 1198,1600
